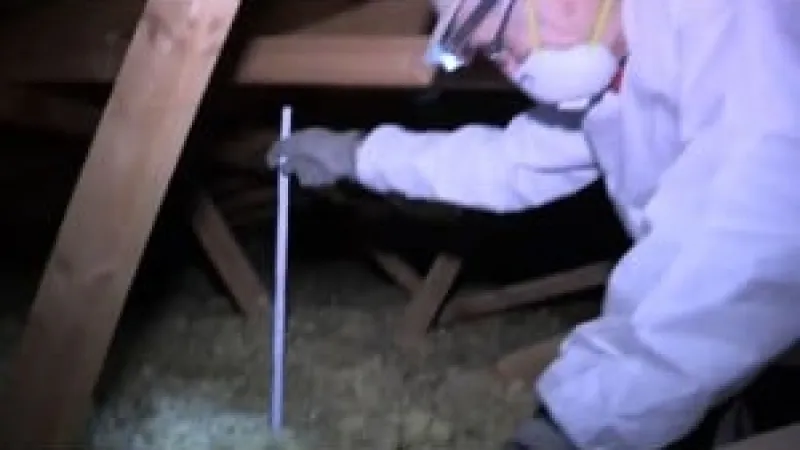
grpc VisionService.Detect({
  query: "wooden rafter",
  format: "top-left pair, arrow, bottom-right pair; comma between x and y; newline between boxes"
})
0,0 -> 243,445
0,0 -> 511,89
237,35 -> 433,87
0,84 -> 269,318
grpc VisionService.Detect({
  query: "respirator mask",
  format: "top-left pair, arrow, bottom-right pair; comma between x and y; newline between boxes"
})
426,0 -> 621,110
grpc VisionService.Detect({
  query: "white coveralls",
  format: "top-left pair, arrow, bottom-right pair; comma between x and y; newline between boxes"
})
354,1 -> 800,448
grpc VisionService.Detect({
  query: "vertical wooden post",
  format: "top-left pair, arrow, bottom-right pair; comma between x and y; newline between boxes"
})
0,0 -> 242,446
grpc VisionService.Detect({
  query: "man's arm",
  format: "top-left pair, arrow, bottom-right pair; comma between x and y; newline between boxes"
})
354,108 -> 601,213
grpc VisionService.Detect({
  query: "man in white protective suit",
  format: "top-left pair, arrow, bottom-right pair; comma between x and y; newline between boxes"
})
267,0 -> 800,448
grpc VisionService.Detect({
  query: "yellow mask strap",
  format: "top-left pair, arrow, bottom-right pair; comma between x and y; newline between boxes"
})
590,0 -> 614,43
525,0 -> 541,49
526,0 -> 614,49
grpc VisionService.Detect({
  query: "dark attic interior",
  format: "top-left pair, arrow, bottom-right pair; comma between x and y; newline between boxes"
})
0,0 -> 798,448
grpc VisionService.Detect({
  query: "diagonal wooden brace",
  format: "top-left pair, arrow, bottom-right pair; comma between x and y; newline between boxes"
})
0,0 -> 243,446
395,252 -> 463,350
0,86 -> 269,319
192,191 -> 270,317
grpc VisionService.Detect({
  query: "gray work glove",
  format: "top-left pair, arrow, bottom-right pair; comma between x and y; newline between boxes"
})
265,127 -> 364,188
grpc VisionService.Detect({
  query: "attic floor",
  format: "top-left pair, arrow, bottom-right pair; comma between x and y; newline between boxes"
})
0,246 -> 597,450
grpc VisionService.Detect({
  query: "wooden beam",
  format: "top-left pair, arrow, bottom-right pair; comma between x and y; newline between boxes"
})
0,34 -> 436,87
176,0 -> 438,87
0,86 -> 269,318
437,261 -> 612,325
396,252 -> 463,350
235,35 -> 434,87
192,192 -> 270,317
370,250 -> 423,293
0,0 -> 242,446
0,0 -> 511,89
0,0 -> 435,85
495,334 -> 564,383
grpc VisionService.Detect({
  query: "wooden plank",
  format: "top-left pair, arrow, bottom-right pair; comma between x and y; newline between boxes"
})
0,0 -> 510,89
0,34 -> 435,87
0,0 -> 432,49
0,85 -> 269,318
495,334 -> 565,383
0,0 -> 432,87
235,35 -> 435,87
192,192 -> 269,317
437,261 -> 612,325
370,250 -> 423,293
0,0 -> 243,446
396,252 -> 462,350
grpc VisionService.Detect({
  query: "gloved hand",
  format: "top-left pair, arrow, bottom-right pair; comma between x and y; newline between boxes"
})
265,127 -> 364,188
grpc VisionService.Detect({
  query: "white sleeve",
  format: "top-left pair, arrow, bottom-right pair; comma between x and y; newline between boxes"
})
631,0 -> 800,409
534,4 -> 800,447
353,109 -> 599,213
